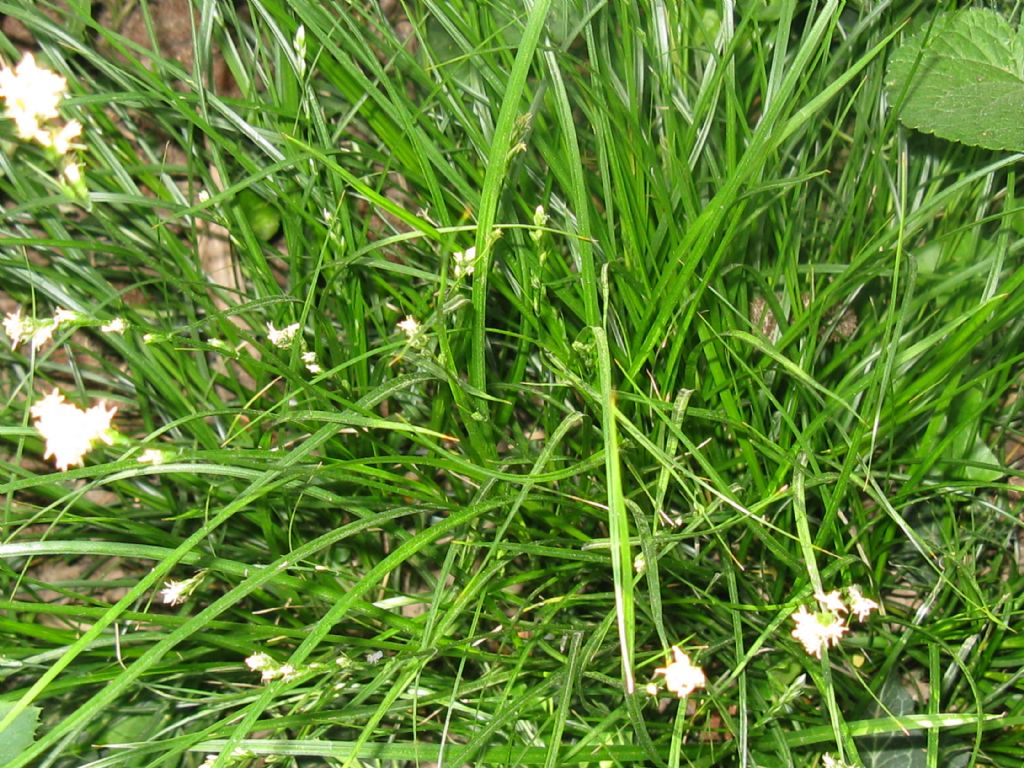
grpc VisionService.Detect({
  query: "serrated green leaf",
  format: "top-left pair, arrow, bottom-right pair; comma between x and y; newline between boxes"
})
0,702 -> 41,764
885,9 -> 1024,150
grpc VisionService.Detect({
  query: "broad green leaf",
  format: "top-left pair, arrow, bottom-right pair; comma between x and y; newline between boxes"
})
947,387 -> 1003,482
885,9 -> 1024,150
859,677 -> 926,768
965,437 -> 1004,483
236,189 -> 281,242
0,701 -> 41,764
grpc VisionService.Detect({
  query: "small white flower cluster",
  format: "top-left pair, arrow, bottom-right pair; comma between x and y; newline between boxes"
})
198,748 -> 251,768
648,645 -> 706,699
791,586 -> 879,659
266,322 -> 300,348
138,448 -> 165,465
396,315 -> 427,350
452,246 -> 477,280
245,652 -> 298,684
3,306 -> 125,352
101,317 -> 127,334
30,389 -> 117,470
293,24 -> 307,78
0,53 -> 85,188
4,306 -> 73,351
530,204 -> 547,244
159,571 -> 205,606
301,350 -> 321,374
266,322 -> 322,375
822,754 -> 854,768
397,316 -> 419,338
0,53 -> 78,150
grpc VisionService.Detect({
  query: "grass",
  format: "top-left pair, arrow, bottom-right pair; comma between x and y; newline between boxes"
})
1,0 -> 1023,766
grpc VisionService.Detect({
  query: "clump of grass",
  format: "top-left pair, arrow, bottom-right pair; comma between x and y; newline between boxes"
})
1,1 -> 1022,767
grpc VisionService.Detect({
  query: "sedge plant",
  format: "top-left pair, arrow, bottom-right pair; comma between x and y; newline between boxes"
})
1,1 -> 1023,766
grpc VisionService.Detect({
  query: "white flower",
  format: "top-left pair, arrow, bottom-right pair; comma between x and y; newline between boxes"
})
40,118 -> 81,155
365,650 -> 383,664
0,53 -> 67,140
815,590 -> 847,614
397,316 -> 420,338
245,651 -> 298,683
62,160 -> 82,186
653,646 -> 705,698
197,189 -> 210,203
101,317 -> 127,334
30,321 -> 57,349
159,572 -> 205,606
52,307 -> 79,326
822,754 -> 853,768
138,448 -> 165,465
3,308 -> 59,350
267,322 -> 300,348
847,585 -> 879,622
452,246 -> 477,279
3,308 -> 30,347
30,389 -> 117,470
302,350 -> 321,374
791,604 -> 847,659
277,663 -> 297,681
531,205 -> 548,244
245,652 -> 274,672
293,25 -> 307,76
